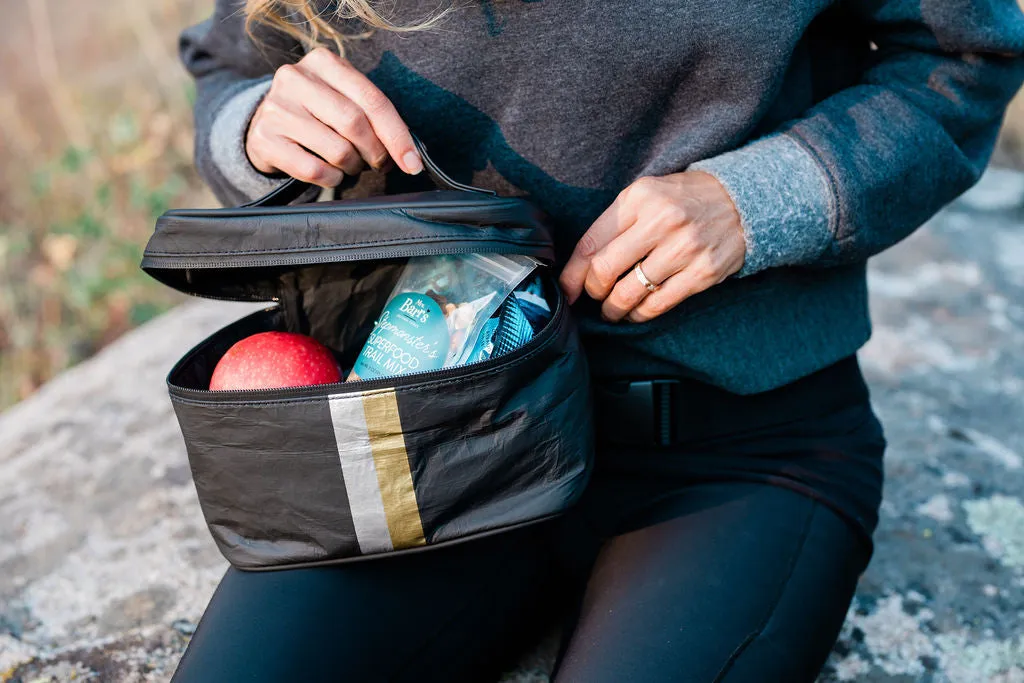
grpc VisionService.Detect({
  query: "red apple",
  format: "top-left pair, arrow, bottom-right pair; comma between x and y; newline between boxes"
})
209,331 -> 341,391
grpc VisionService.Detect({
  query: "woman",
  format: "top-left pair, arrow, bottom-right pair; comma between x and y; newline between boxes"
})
173,1 -> 1024,681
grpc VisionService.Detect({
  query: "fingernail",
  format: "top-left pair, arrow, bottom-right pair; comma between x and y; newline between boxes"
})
403,151 -> 423,175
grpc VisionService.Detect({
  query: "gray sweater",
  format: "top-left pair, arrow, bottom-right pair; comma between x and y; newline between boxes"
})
180,0 -> 1024,393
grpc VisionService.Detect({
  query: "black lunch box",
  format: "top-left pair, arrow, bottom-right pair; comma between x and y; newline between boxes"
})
142,144 -> 594,570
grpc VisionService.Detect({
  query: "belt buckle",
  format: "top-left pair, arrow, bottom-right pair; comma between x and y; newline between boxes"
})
595,379 -> 679,447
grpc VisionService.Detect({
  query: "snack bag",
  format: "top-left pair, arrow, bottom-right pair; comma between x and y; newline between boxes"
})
347,254 -> 537,381
464,273 -> 552,364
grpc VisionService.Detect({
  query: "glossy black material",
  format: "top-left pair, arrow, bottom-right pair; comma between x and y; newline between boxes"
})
144,177 -> 593,570
142,191 -> 554,302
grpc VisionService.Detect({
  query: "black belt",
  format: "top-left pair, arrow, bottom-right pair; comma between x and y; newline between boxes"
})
592,356 -> 868,448
593,379 -> 680,446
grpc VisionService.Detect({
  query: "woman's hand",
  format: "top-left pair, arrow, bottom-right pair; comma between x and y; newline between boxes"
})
559,171 -> 746,323
246,47 -> 422,188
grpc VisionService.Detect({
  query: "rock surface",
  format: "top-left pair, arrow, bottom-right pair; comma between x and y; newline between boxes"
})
2,169 -> 1024,682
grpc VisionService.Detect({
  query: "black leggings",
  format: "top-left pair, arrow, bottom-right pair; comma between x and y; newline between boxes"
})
173,358 -> 882,682
173,483 -> 868,682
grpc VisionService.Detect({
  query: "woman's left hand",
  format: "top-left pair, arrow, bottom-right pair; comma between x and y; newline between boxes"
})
559,171 -> 747,323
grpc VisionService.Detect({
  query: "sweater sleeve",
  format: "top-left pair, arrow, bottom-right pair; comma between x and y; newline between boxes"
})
690,0 -> 1024,277
179,0 -> 320,206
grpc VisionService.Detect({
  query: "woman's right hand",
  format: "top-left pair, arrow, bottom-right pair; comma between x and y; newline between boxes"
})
245,47 -> 423,188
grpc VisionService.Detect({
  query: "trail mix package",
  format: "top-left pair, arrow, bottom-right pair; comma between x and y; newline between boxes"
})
348,254 -> 538,382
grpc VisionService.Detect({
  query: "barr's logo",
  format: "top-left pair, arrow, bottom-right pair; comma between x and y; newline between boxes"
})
399,296 -> 430,324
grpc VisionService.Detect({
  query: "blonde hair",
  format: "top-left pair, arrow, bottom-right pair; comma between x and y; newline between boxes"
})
244,0 -> 449,55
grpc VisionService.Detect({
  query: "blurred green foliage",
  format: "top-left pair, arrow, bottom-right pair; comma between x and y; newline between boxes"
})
0,0 -> 211,408
0,113 -> 202,407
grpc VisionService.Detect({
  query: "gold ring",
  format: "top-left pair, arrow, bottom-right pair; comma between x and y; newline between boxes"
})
634,262 -> 659,293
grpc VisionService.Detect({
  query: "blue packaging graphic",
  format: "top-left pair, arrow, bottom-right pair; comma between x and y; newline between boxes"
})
349,292 -> 450,381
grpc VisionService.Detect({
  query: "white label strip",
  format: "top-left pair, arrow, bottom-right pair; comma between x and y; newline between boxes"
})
328,394 -> 393,554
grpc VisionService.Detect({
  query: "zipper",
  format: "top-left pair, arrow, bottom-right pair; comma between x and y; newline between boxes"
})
169,287 -> 564,401
145,241 -> 550,274
165,194 -> 519,218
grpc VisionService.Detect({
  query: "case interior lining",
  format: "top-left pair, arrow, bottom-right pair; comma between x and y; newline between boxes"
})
170,261 -> 555,391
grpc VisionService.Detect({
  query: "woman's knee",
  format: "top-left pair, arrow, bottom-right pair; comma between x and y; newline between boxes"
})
712,502 -> 867,683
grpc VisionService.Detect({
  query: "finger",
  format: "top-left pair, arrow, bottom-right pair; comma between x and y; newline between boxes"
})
559,196 -> 639,304
600,233 -> 687,321
293,71 -> 390,171
280,111 -> 365,176
600,260 -> 661,322
625,254 -> 719,323
622,270 -> 700,323
584,218 -> 666,304
301,49 -> 422,174
267,138 -> 345,188
632,226 -> 698,285
619,234 -> 704,322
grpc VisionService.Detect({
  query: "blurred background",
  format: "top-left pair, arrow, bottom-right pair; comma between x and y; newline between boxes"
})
0,0 -> 210,409
3,0 -> 1024,410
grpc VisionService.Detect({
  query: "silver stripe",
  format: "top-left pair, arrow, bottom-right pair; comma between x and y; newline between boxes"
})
328,395 -> 393,554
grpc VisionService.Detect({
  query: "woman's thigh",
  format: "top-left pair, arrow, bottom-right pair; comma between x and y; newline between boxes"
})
172,525 -> 557,683
554,482 -> 870,683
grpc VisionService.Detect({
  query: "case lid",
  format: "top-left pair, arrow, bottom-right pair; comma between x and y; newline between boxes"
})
141,135 -> 555,302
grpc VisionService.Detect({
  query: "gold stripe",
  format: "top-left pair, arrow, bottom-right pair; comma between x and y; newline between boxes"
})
361,389 -> 426,549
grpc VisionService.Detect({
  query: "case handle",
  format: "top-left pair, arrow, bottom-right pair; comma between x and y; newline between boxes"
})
240,133 -> 496,208
412,135 -> 497,197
